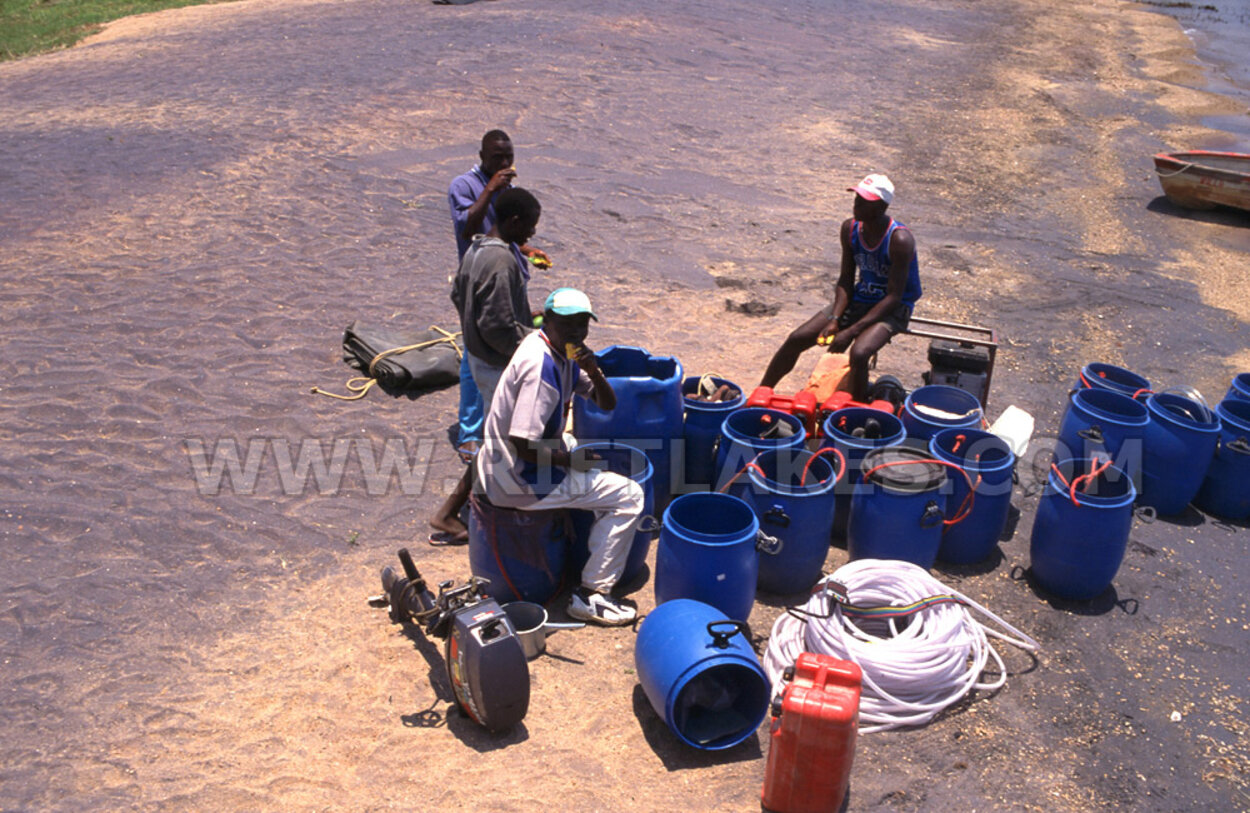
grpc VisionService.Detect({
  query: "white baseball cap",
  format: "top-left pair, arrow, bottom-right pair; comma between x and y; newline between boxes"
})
848,173 -> 894,205
544,287 -> 598,320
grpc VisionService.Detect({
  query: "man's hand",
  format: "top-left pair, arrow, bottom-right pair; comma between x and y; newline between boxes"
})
829,327 -> 858,354
569,449 -> 606,473
816,319 -> 839,347
521,246 -> 552,268
566,342 -> 600,377
486,166 -> 517,194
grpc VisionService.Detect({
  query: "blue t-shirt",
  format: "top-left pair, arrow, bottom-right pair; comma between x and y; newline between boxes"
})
448,165 -> 496,260
849,218 -> 922,312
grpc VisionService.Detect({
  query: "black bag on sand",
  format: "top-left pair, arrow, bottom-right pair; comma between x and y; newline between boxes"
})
312,322 -> 462,400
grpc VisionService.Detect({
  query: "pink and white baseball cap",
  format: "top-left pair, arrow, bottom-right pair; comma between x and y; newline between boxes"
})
848,173 -> 895,205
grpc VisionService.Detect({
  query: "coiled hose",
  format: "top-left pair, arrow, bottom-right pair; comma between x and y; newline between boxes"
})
763,558 -> 1039,733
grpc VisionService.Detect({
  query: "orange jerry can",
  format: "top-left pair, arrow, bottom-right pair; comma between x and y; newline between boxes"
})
761,653 -> 862,813
747,387 -> 819,433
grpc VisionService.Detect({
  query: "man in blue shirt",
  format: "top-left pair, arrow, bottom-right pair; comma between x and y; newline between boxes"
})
449,129 -> 516,261
447,130 -> 549,464
760,173 -> 921,402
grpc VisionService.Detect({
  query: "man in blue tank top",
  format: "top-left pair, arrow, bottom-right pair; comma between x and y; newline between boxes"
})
760,173 -> 921,401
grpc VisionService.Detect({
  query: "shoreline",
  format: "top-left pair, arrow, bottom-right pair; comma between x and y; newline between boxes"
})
1136,0 -> 1250,151
1,0 -> 1248,810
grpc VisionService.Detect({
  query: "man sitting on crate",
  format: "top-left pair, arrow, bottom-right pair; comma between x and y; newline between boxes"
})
475,288 -> 644,626
759,173 -> 921,402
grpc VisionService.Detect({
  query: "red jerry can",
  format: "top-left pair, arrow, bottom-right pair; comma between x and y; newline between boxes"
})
819,390 -> 896,417
747,387 -> 819,433
761,653 -> 862,813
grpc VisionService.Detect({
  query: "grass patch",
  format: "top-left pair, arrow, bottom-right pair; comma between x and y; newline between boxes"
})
0,0 -> 238,61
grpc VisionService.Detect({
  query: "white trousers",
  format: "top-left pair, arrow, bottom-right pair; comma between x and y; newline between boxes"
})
525,467 -> 644,593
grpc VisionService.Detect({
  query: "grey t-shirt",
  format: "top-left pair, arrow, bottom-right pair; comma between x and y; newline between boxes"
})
450,234 -> 531,367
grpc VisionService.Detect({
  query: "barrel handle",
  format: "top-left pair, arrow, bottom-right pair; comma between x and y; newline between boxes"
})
762,505 -> 791,528
920,500 -> 944,528
756,530 -> 784,555
707,620 -> 749,649
1078,425 -> 1104,443
637,514 -> 661,534
1224,436 -> 1250,456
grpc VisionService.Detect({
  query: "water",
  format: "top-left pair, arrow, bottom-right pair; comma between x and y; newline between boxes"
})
1146,0 -> 1250,150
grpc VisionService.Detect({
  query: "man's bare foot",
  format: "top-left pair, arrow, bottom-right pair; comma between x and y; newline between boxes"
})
429,515 -> 469,545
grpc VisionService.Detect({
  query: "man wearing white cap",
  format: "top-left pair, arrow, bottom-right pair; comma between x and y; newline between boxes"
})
476,288 -> 644,625
760,172 -> 922,401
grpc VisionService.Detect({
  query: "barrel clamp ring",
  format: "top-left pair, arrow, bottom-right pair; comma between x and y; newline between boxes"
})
756,530 -> 784,555
637,514 -> 661,534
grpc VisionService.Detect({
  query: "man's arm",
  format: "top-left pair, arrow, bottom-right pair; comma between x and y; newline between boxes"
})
829,227 -> 913,352
818,219 -> 858,344
451,168 -> 516,243
569,346 -> 616,411
509,436 -> 602,473
473,259 -> 530,360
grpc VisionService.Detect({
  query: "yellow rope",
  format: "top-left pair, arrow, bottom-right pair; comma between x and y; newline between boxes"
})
310,326 -> 463,401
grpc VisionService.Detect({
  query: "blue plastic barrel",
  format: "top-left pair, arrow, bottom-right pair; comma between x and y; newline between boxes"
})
1056,388 -> 1148,487
654,493 -> 761,622
572,345 -> 683,504
1029,457 -> 1136,600
468,493 -> 569,605
1139,392 -> 1220,515
727,448 -> 843,594
901,385 -> 983,442
847,445 -> 948,569
634,599 -> 770,750
928,428 -> 1015,564
1077,362 -> 1152,401
714,407 -> 806,491
568,441 -> 654,587
819,407 -> 906,539
680,375 -> 745,492
1194,399 -> 1250,520
1224,373 -> 1250,404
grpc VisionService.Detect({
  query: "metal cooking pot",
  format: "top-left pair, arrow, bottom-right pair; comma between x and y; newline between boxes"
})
501,601 -> 584,659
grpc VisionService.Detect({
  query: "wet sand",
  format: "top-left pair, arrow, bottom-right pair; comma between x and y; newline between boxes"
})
1,0 -> 1248,809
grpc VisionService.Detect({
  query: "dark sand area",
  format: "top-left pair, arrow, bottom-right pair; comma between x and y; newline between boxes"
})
1,0 -> 1248,809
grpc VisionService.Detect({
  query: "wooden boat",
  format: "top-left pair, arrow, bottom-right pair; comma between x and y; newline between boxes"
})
1152,150 -> 1250,212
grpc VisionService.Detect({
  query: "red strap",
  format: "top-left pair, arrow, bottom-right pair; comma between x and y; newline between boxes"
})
801,446 -> 848,486
861,458 -> 977,526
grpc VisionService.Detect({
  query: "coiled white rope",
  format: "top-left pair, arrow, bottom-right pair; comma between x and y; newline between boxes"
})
763,559 -> 1039,733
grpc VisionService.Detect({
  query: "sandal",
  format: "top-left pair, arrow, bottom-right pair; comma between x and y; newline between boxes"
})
455,441 -> 480,465
428,531 -> 468,547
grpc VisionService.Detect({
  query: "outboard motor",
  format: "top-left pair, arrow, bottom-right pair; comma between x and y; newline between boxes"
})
378,549 -> 530,732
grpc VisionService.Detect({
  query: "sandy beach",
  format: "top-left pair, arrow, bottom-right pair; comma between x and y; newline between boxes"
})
1,0 -> 1248,809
